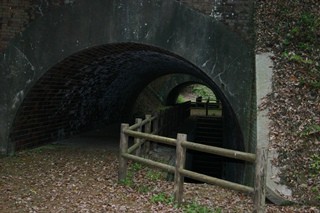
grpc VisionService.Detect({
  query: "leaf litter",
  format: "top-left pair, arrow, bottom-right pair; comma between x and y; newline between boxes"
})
0,145 -> 317,212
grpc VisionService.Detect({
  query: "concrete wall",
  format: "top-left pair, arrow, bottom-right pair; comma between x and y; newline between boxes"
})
0,0 -> 254,53
177,0 -> 254,40
0,0 -> 255,184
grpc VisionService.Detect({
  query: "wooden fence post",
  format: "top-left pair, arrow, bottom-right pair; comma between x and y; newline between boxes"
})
174,133 -> 187,206
134,118 -> 142,156
152,115 -> 159,150
253,147 -> 267,213
118,123 -> 129,182
144,114 -> 151,154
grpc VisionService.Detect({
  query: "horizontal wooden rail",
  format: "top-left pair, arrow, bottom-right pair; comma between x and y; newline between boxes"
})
124,129 -> 177,146
182,141 -> 256,163
127,140 -> 145,154
180,168 -> 254,194
128,115 -> 157,130
124,128 -> 255,162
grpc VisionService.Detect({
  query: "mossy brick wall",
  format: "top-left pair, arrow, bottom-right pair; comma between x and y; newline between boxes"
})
0,0 -> 253,53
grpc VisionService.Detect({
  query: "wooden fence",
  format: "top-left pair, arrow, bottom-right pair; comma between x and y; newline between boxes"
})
118,112 -> 267,213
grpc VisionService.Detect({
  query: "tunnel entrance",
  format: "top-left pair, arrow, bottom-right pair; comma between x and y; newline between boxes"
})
8,42 -> 245,183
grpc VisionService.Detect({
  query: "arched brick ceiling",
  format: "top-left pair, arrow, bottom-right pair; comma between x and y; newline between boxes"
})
10,43 -> 205,150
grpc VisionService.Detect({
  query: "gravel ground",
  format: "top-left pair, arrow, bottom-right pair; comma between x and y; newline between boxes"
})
1,144 -> 318,213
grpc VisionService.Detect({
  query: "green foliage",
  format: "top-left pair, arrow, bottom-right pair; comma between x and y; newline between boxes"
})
150,193 -> 221,212
119,163 -> 143,187
309,154 -> 320,175
192,85 -> 216,102
119,176 -> 134,187
137,185 -> 151,193
183,201 -> 220,213
281,12 -> 319,50
309,80 -> 320,89
276,4 -> 320,90
308,154 -> 320,204
146,169 -> 163,181
298,13 -> 319,38
299,77 -> 320,89
300,124 -> 320,136
311,186 -> 320,201
282,51 -> 313,64
176,95 -> 186,103
151,192 -> 173,204
132,162 -> 142,172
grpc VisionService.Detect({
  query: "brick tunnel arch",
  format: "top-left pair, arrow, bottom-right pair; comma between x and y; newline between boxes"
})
8,42 -> 239,150
8,42 -> 245,183
0,0 -> 255,184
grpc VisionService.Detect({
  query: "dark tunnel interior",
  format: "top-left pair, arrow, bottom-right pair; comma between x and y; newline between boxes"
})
9,42 -> 245,181
10,43 -> 201,148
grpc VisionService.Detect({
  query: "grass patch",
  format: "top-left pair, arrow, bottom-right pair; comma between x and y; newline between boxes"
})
146,169 -> 163,181
151,192 -> 174,204
183,201 -> 221,213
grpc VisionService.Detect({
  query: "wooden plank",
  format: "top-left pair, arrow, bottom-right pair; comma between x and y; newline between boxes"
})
253,148 -> 267,213
174,134 -> 187,206
152,115 -> 159,150
118,123 -> 129,182
128,140 -> 144,154
124,129 -> 177,146
182,140 -> 256,163
134,118 -> 142,156
180,169 -> 254,194
144,114 -> 152,154
124,129 -> 255,162
128,115 -> 157,130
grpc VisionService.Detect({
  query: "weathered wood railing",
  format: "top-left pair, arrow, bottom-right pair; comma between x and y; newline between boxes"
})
118,113 -> 267,212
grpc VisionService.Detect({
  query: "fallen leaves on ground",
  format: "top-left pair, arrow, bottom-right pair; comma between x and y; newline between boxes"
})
256,0 -> 320,206
0,146 -> 318,212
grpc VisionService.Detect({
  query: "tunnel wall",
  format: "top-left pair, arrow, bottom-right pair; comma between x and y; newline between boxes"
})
177,0 -> 254,40
5,44 -> 203,151
0,0 -> 254,53
0,0 -> 255,173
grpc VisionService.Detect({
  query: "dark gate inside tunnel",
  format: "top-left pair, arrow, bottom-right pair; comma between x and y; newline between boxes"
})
161,82 -> 245,183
